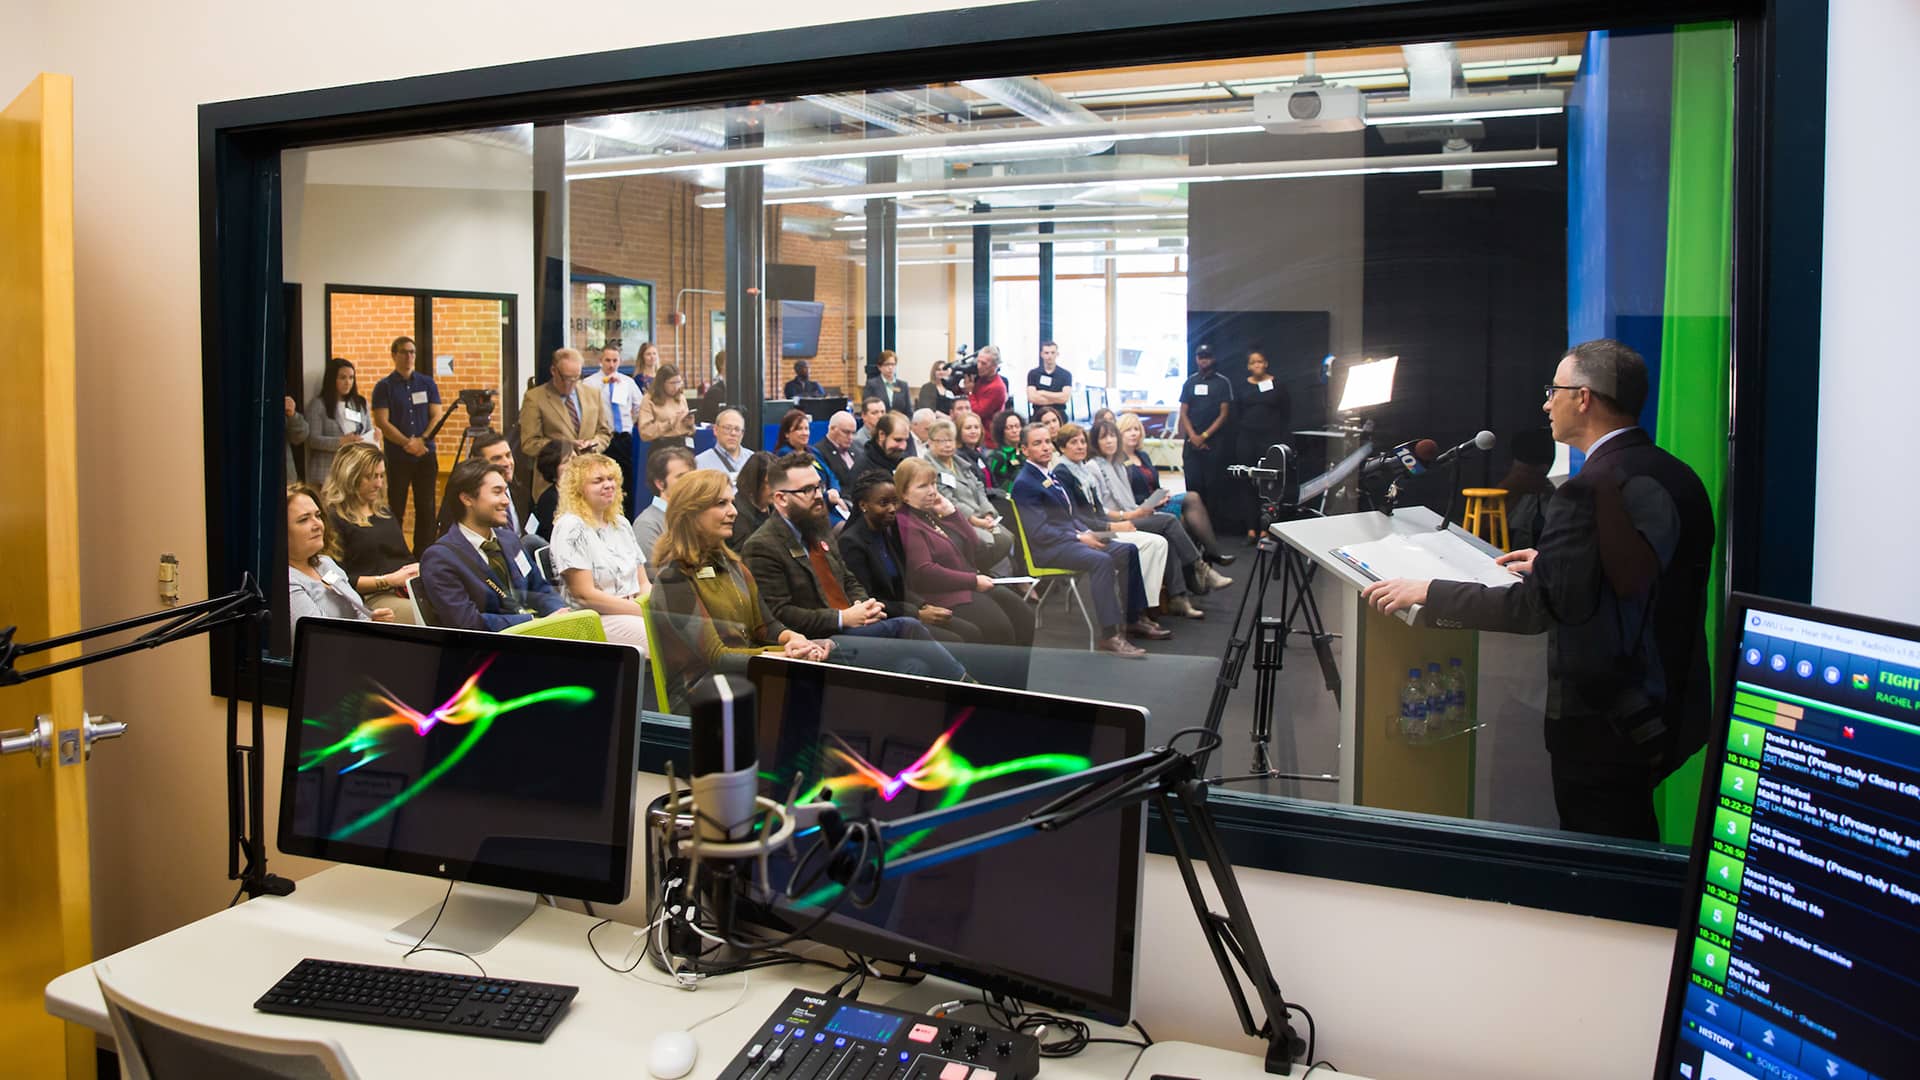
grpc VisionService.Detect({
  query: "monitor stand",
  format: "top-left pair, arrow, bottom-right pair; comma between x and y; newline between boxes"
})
384,882 -> 537,956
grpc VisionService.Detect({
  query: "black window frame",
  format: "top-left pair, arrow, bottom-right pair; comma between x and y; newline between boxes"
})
203,0 -> 1828,925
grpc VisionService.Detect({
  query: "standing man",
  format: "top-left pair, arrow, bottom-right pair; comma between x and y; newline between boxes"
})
742,453 -> 967,680
863,350 -> 914,416
1176,344 -> 1234,525
696,408 -> 752,474
1361,339 -> 1714,841
966,345 -> 1008,420
416,459 -> 566,631
521,348 -> 612,498
584,344 -> 644,513
1026,341 -> 1073,410
370,335 -> 444,555
631,445 -> 695,562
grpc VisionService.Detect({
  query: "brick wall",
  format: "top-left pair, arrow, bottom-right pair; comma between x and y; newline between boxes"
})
567,176 -> 863,399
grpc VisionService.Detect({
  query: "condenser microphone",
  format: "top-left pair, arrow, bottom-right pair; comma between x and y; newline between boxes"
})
688,675 -> 759,844
1434,430 -> 1496,467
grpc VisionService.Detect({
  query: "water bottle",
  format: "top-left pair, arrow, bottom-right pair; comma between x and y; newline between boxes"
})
1445,658 -> 1468,733
1398,669 -> 1428,741
1425,663 -> 1448,737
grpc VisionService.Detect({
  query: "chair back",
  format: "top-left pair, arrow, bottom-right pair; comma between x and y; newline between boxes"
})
409,581 -> 440,626
96,965 -> 360,1080
499,608 -> 607,642
1005,499 -> 1074,578
532,543 -> 557,585
637,592 -> 671,710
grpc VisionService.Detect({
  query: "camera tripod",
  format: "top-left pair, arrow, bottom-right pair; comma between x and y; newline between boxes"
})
1199,515 -> 1342,781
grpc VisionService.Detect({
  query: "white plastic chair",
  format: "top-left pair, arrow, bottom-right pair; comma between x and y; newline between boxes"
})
95,964 -> 360,1080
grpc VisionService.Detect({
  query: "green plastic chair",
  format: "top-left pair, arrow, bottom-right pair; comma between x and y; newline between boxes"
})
499,607 -> 607,642
638,591 -> 671,711
1006,498 -> 1097,651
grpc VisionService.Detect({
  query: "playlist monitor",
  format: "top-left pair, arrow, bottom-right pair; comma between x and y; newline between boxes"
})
279,620 -> 642,954
1654,595 -> 1920,1080
745,657 -> 1147,1023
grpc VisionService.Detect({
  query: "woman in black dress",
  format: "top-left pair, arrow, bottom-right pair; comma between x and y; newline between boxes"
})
1230,349 -> 1293,541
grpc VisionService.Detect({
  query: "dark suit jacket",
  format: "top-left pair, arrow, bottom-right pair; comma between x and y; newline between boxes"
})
1011,461 -> 1097,555
417,523 -> 565,631
739,513 -> 881,638
863,376 -> 913,417
1425,428 -> 1714,771
837,516 -> 921,618
812,437 -> 857,491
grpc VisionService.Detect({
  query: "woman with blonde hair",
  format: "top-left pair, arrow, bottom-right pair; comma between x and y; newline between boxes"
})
636,361 -> 696,450
319,440 -> 419,623
548,452 -> 652,652
1113,411 -> 1230,567
648,470 -> 831,711
287,483 -> 391,630
1053,423 -> 1196,619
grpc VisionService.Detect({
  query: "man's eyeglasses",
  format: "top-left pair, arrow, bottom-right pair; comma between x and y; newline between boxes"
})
778,482 -> 822,497
1542,383 -> 1589,402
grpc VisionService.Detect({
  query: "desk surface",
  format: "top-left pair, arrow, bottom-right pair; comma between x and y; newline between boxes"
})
47,864 -> 1371,1079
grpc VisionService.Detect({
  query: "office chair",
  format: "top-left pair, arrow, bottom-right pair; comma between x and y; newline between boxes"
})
96,964 -> 360,1080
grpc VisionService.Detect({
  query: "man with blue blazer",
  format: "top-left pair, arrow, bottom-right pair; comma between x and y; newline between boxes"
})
418,458 -> 566,631
1009,424 -> 1160,659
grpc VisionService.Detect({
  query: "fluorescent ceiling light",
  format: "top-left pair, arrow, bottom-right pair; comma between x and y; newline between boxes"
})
1364,89 -> 1564,126
1365,105 -> 1560,125
693,149 -> 1557,208
837,209 -> 1188,232
565,113 -> 1263,181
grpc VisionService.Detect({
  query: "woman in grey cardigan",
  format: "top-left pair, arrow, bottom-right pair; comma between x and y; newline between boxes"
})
1087,418 -> 1231,594
923,417 -> 1012,571
303,357 -> 377,488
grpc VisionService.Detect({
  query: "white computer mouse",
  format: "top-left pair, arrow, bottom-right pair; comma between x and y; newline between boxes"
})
646,1029 -> 699,1080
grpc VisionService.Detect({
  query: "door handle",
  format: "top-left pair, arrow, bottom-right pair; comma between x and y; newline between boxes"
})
0,715 -> 54,766
83,713 -> 127,758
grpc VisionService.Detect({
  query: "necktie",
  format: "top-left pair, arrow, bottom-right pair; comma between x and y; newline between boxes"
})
807,542 -> 852,610
607,384 -> 622,432
564,391 -> 581,431
480,536 -> 511,590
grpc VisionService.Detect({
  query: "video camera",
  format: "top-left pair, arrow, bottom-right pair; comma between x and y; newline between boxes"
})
456,388 -> 497,427
943,345 -> 984,393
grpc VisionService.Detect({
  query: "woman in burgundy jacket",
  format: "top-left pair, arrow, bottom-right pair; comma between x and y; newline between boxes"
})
895,458 -> 1035,647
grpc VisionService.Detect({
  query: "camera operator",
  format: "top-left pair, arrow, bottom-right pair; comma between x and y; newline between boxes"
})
964,345 -> 1009,420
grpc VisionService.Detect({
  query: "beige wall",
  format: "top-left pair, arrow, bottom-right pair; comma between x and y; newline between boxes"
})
0,2 -> 1742,1077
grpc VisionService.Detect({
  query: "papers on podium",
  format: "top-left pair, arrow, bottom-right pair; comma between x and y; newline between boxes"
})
1333,531 -> 1521,589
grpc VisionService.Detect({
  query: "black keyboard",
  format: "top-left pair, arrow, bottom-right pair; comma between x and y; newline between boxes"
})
254,958 -> 578,1043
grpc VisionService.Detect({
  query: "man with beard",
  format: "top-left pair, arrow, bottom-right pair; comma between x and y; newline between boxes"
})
859,411 -> 913,477
741,454 -> 966,681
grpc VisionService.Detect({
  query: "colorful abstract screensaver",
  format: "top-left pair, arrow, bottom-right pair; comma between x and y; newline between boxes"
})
299,656 -> 595,840
780,707 -> 1093,906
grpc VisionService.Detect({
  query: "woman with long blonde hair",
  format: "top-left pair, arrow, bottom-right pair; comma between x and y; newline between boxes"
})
548,452 -> 652,653
318,440 -> 419,623
648,469 -> 829,711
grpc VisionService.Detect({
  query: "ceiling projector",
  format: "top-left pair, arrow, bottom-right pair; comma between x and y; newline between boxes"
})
1254,76 -> 1365,133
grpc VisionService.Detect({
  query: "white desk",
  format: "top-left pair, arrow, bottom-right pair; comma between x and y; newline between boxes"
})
47,857 -> 1372,1080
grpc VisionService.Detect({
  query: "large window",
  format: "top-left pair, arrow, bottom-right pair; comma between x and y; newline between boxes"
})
212,2 -> 1824,923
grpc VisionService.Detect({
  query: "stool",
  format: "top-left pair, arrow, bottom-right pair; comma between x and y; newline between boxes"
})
1459,488 -> 1510,551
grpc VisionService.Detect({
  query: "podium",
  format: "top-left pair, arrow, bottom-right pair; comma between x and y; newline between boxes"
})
1271,507 -> 1507,817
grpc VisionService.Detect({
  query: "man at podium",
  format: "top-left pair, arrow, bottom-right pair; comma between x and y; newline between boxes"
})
1359,340 -> 1714,842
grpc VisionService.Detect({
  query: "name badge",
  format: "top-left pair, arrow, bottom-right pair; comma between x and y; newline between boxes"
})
514,551 -> 532,577
940,472 -> 957,488
410,390 -> 429,405
697,566 -> 717,579
341,407 -> 364,426
939,388 -> 954,399
1038,375 -> 1053,388
1193,384 -> 1209,397
1256,379 -> 1274,393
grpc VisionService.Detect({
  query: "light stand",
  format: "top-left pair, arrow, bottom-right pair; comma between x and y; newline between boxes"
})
0,575 -> 295,901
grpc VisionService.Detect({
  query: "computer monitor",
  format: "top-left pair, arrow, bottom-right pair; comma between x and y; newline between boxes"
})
747,657 -> 1146,1023
1653,594 -> 1920,1080
279,620 -> 642,953
799,395 -> 848,422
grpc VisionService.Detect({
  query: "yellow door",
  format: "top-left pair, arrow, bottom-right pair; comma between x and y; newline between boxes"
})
0,72 -> 93,1080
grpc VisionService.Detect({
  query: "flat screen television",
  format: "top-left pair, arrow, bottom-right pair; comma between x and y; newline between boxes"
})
779,300 -> 826,359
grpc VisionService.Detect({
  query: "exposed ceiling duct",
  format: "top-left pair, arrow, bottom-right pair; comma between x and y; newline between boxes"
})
958,77 -> 1115,160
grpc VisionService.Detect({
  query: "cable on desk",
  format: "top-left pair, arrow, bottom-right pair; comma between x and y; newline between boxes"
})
686,969 -> 752,1033
401,880 -> 487,978
227,884 -> 246,908
1288,1001 -> 1317,1068
1303,1061 -> 1341,1078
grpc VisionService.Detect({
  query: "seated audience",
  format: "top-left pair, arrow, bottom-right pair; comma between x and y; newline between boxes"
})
850,397 -> 887,454
776,408 -> 813,453
1010,424 -> 1163,658
1115,412 -> 1230,565
632,445 -> 695,560
1053,423 -> 1193,618
782,359 -> 825,399
1031,405 -> 1066,442
636,362 -> 696,451
548,452 -> 653,652
924,417 -> 1013,571
648,469 -> 832,711
730,450 -> 779,549
835,469 -> 963,644
417,458 -> 567,631
955,410 -> 993,486
811,410 -> 859,517
320,441 -> 419,624
895,459 -> 1035,648
1089,418 -> 1229,592
695,407 -> 751,475
287,483 -> 390,629
859,411 -> 913,477
740,453 -> 966,681
909,408 -> 938,453
435,431 -> 530,538
986,409 -> 1027,489
527,439 -> 574,541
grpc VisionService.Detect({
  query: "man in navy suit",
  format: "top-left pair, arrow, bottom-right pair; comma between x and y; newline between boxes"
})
418,459 -> 566,631
1010,424 -> 1163,659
